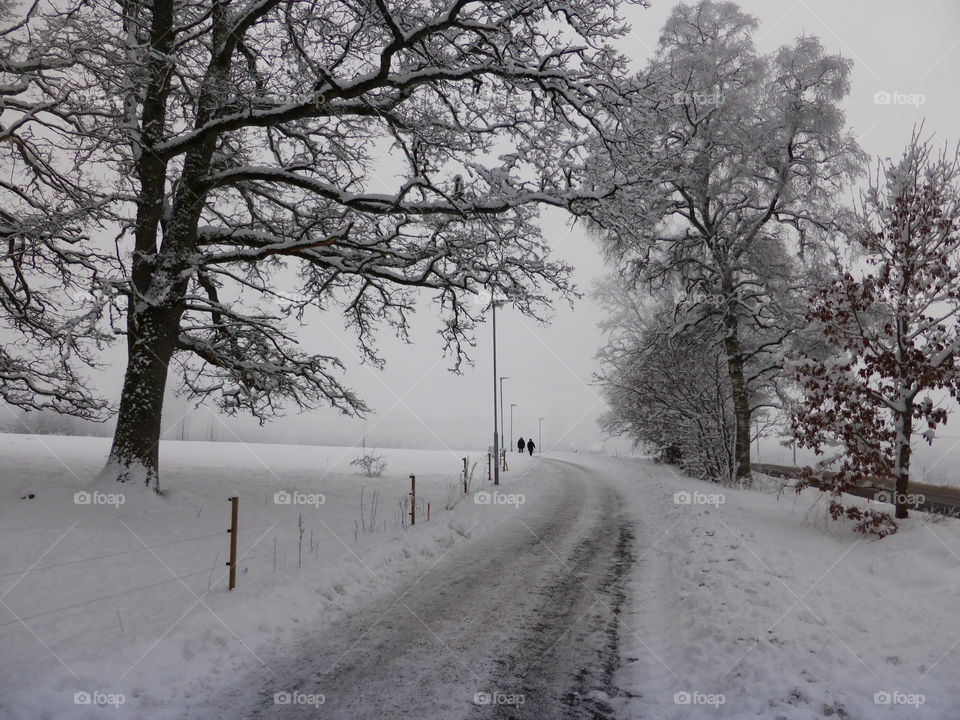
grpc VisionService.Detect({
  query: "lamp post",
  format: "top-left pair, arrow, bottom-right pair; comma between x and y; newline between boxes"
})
492,300 -> 505,486
510,403 -> 518,451
499,376 -> 509,452
539,417 -> 543,454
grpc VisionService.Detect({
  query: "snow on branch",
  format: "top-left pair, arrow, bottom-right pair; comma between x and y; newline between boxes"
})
0,0 -> 116,418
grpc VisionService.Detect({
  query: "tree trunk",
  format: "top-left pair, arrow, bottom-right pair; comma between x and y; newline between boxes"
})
102,302 -> 182,492
725,341 -> 752,481
894,401 -> 913,520
721,277 -> 751,481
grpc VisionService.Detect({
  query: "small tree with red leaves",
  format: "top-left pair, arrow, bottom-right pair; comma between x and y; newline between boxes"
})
792,134 -> 960,534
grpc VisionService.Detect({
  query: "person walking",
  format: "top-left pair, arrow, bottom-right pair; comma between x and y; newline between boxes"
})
526,438 -> 535,456
517,437 -> 525,453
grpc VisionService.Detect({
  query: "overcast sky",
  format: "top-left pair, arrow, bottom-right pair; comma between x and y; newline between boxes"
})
39,0 -> 960,458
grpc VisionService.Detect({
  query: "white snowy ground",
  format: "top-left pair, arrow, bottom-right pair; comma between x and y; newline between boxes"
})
1,435 -> 959,719
597,456 -> 960,720
0,435 -> 520,719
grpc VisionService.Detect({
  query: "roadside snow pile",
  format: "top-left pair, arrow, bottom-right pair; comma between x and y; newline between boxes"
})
0,435 -> 537,720
588,454 -> 960,720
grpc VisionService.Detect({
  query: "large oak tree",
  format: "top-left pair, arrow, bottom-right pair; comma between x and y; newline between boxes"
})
31,0 -> 646,489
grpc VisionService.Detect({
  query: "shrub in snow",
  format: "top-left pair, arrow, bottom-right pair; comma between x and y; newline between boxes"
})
350,452 -> 387,478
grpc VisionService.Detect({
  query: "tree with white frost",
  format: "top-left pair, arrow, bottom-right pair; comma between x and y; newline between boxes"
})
0,0 -> 113,419
585,0 -> 864,481
595,275 -> 737,480
792,136 -> 960,528
34,0 -> 647,490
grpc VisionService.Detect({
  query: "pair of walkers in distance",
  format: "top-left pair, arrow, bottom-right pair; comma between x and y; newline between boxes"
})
517,437 -> 536,456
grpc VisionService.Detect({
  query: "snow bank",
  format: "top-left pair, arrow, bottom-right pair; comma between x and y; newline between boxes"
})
584,454 -> 960,720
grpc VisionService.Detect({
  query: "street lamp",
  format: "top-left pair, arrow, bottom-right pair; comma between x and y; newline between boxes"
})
499,376 -> 510,452
492,300 -> 506,486
539,417 -> 543,454
510,403 -> 518,451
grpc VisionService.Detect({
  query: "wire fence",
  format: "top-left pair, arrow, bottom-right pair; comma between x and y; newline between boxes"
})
0,454 -> 497,630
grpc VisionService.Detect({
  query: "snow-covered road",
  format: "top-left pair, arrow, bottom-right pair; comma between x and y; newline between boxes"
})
198,458 -> 631,720
5,437 -> 960,719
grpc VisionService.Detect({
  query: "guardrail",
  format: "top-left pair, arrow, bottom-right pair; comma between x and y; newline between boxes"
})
752,463 -> 960,518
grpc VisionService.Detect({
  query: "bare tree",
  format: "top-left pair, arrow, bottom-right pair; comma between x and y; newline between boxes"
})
792,135 -> 960,528
34,0 -> 646,490
585,0 -> 865,480
0,0 -> 114,419
595,275 -> 736,481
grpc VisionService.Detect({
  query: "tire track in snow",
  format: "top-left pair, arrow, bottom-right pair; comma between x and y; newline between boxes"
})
198,459 -> 634,720
470,461 -> 634,720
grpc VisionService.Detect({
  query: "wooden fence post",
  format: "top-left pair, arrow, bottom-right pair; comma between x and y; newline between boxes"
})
463,457 -> 468,493
227,496 -> 239,590
427,502 -> 431,521
409,474 -> 416,526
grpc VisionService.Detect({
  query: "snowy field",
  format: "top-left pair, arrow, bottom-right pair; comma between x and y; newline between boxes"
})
1,435 -> 959,719
0,435 -> 520,719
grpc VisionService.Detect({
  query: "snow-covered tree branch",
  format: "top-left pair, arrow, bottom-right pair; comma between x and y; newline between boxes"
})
594,274 -> 737,480
0,0 -> 115,419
